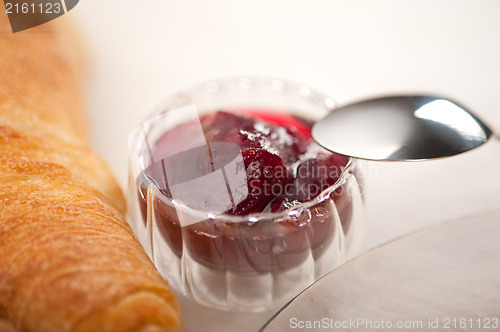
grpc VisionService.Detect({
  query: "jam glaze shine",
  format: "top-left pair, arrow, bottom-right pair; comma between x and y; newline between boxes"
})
137,110 -> 353,273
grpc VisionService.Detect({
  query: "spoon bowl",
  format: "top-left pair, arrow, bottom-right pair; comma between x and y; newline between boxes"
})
312,96 -> 493,161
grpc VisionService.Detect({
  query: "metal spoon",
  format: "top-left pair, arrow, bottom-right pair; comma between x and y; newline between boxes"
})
312,96 -> 493,161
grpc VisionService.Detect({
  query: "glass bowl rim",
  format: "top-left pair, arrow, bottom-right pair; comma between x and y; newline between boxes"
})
148,75 -> 337,119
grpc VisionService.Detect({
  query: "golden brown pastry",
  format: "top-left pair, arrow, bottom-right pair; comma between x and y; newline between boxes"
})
0,9 -> 183,332
0,318 -> 18,332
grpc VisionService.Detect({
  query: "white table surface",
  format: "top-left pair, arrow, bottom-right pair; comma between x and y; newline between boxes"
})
262,209 -> 500,331
69,1 -> 500,330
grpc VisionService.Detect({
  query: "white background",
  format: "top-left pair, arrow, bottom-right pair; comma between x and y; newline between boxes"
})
70,1 -> 500,330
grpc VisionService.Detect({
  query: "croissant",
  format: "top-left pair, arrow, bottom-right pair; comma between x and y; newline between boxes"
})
0,11 -> 182,332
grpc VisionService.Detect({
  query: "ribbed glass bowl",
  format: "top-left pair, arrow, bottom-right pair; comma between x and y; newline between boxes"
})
127,77 -> 365,312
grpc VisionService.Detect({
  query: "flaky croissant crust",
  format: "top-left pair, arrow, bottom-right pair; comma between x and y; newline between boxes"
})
0,8 -> 183,332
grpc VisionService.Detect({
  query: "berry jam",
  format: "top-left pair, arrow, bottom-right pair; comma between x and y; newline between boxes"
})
136,110 -> 353,273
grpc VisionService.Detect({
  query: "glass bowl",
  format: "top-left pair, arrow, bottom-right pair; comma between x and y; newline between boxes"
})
127,77 -> 365,312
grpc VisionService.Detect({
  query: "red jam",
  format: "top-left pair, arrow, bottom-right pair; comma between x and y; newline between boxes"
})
137,110 -> 353,273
